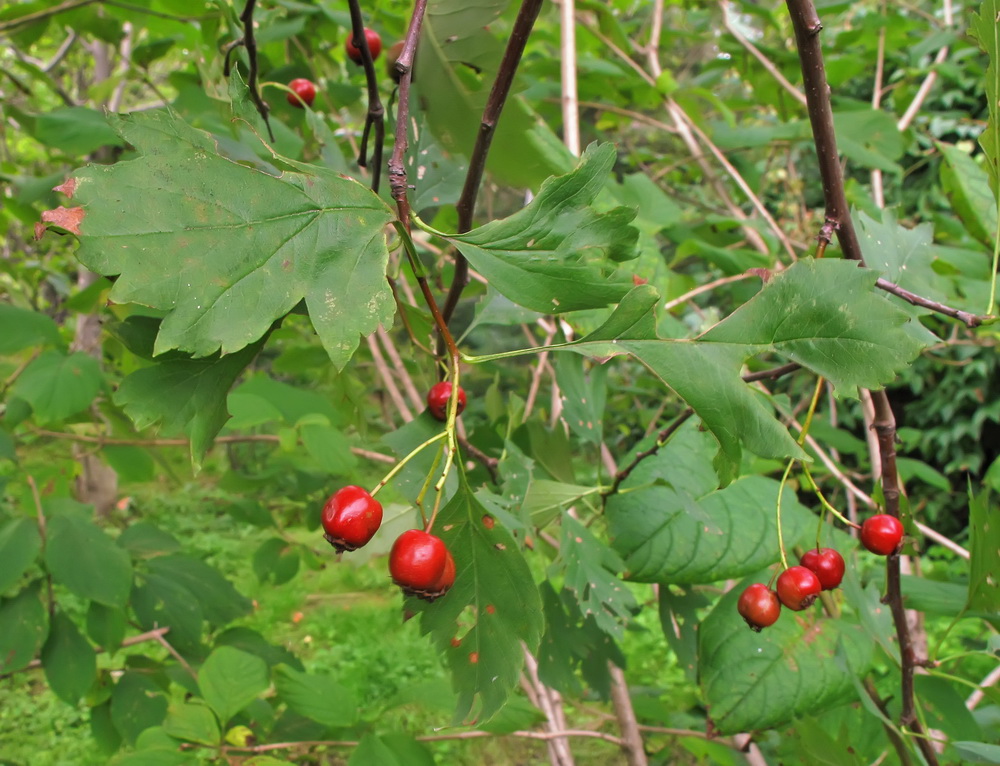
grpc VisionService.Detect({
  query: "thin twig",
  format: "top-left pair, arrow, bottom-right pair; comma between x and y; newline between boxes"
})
367,334 -> 413,423
0,627 -> 170,680
875,278 -> 988,327
966,664 -> 1000,711
29,429 -> 396,463
560,0 -> 580,156
720,2 -> 807,107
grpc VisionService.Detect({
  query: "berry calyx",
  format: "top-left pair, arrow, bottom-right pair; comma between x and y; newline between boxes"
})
321,486 -> 382,552
799,547 -> 846,591
422,550 -> 456,602
427,381 -> 466,421
737,583 -> 781,632
286,78 -> 317,108
776,566 -> 822,611
860,514 -> 904,556
389,529 -> 449,600
346,28 -> 382,64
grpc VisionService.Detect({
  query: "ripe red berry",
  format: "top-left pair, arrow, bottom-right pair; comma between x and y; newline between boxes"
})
389,529 -> 449,600
427,381 -> 466,421
422,550 -> 456,602
860,514 -> 904,556
737,583 -> 781,632
799,547 -> 846,591
286,78 -> 317,108
345,28 -> 382,64
321,486 -> 382,552
776,566 -> 822,611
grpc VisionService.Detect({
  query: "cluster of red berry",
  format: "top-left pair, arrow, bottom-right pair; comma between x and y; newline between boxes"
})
286,27 -> 391,109
738,514 -> 904,631
319,383 -> 467,601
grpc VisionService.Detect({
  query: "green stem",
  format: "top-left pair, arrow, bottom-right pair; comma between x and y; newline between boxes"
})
775,459 -> 795,571
370,431 -> 447,498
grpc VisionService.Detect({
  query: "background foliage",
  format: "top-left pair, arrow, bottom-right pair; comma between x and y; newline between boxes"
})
1,0 -> 998,764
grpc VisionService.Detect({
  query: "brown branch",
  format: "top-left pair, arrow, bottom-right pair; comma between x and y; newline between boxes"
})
608,663 -> 648,766
440,0 -> 546,333
224,0 -> 274,142
29,429 -> 396,463
785,0 -> 863,261
784,3 -> 937,763
345,0 -> 385,192
875,278 -> 988,327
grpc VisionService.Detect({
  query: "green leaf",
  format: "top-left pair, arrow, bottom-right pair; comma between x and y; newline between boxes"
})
252,538 -> 300,586
215,628 -> 303,671
554,354 -> 607,446
163,701 -> 221,746
559,259 -> 927,465
0,304 -> 61,354
559,515 -> 635,638
953,742 -> 1000,764
915,676 -> 982,741
67,109 -> 395,367
11,350 -> 103,423
300,423 -> 358,474
349,733 -> 405,766
537,582 -> 622,699
146,554 -> 252,626
0,517 -> 41,594
606,424 -> 815,584
856,209 -> 949,306
86,601 -> 126,651
34,106 -> 124,155
968,487 -> 1000,616
115,337 -> 266,465
699,576 -> 872,734
939,141 -> 998,247
110,672 -> 168,745
0,583 -> 48,673
415,1 -> 574,189
443,144 -> 638,313
41,610 -> 97,703
118,521 -> 181,559
411,474 -> 544,724
972,1 -> 1000,197
131,574 -> 203,651
198,647 -> 270,724
272,664 -> 358,727
45,513 -> 133,608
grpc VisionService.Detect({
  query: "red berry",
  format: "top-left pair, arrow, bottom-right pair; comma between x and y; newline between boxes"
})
321,486 -> 382,552
389,529 -> 449,600
737,583 -> 781,632
287,78 -> 316,108
345,28 -> 382,64
422,550 -> 456,602
860,514 -> 904,556
799,547 -> 846,591
427,381 -> 466,421
776,566 -> 822,611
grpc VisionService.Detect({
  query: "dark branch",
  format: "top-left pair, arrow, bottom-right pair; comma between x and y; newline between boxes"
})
785,0 -> 862,261
440,0 -> 545,331
876,278 -> 988,328
784,3 -> 938,763
225,0 -> 275,143
346,0 -> 385,192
